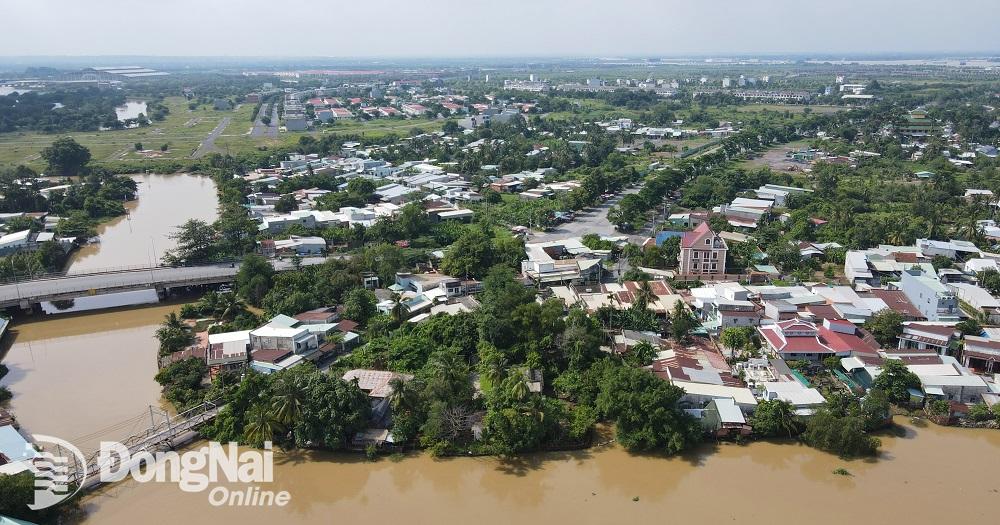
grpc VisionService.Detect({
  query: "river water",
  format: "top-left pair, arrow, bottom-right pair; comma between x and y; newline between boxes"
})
2,173 -> 219,455
1,303 -> 185,455
67,173 -> 219,274
74,418 -> 1000,524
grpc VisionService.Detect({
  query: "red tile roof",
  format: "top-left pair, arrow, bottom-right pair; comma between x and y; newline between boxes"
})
863,289 -> 924,319
681,222 -> 714,248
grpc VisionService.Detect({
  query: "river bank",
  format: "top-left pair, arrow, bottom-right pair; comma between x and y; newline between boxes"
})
71,416 -> 1000,524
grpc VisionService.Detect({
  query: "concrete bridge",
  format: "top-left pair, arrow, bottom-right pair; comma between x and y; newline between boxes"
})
0,256 -> 330,310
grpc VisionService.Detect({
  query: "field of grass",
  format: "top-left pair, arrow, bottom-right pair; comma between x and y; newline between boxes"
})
0,99 -> 445,169
0,97 -> 237,167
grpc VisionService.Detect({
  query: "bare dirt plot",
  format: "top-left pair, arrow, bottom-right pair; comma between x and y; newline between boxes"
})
741,141 -> 814,172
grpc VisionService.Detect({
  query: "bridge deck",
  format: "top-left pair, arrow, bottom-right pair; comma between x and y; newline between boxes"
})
0,256 -> 331,308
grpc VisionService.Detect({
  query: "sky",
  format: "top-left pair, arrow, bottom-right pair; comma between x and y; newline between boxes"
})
3,0 -> 1000,58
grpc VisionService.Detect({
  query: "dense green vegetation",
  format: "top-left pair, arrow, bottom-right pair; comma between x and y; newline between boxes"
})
0,87 -> 126,133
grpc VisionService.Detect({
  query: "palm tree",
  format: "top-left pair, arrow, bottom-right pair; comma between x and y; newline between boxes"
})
387,376 -> 417,413
389,292 -> 410,323
217,293 -> 248,322
162,312 -> 186,330
271,377 -> 304,440
243,402 -> 281,447
505,370 -> 530,402
634,279 -> 655,310
479,352 -> 508,391
772,400 -> 799,437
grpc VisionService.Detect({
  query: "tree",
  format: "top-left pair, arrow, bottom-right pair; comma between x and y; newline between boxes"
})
595,365 -> 701,454
243,402 -> 281,448
155,312 -> 195,357
864,309 -> 903,348
802,408 -> 880,457
343,288 -> 378,325
871,359 -> 921,403
274,194 -> 298,213
623,340 -> 656,367
720,326 -> 755,353
750,399 -> 801,437
389,291 -> 410,323
670,300 -> 696,342
154,357 -> 207,410
440,228 -> 493,278
163,219 -> 217,265
236,254 -> 274,306
859,388 -> 892,431
956,318 -> 982,336
271,372 -> 306,441
978,268 -> 1000,296
41,136 -> 91,177
293,370 -> 370,449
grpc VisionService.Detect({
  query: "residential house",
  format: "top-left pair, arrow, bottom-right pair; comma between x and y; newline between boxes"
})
758,318 -> 880,362
0,424 -> 39,475
896,322 -> 959,355
961,336 -> 1000,373
949,282 -> 1000,323
522,238 -> 606,285
899,269 -> 960,322
678,223 -> 728,277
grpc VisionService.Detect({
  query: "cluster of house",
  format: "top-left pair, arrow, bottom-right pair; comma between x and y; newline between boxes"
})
277,83 -> 475,130
0,212 -> 76,256
244,156 -> 481,256
894,108 -> 999,167
161,308 -> 360,374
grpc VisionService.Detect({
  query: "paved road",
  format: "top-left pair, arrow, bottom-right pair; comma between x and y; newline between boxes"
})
191,117 -> 232,158
528,186 -> 645,243
250,104 -> 278,138
0,256 -> 331,306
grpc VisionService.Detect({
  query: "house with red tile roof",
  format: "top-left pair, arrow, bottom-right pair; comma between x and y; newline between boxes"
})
678,223 -> 727,276
758,318 -> 880,361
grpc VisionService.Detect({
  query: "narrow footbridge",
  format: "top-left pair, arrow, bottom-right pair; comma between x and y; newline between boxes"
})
68,399 -> 224,490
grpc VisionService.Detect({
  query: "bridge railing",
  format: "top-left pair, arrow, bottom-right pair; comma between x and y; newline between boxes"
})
68,399 -> 224,485
0,259 -> 243,285
0,267 -> 241,303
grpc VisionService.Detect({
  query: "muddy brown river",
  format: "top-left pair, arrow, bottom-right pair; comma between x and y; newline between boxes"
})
67,173 -> 219,273
75,418 -> 999,525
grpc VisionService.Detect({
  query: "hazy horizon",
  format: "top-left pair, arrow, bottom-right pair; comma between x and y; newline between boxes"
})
3,0 -> 1000,58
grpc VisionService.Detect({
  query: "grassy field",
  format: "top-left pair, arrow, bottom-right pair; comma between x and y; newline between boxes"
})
0,98 -> 445,169
0,97 -> 238,167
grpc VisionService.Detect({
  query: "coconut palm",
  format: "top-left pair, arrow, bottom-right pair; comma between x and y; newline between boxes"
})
270,376 -> 305,439
389,292 -> 410,323
243,402 -> 281,447
162,311 -> 186,330
505,370 -> 530,402
217,293 -> 248,322
633,279 -> 655,310
479,352 -> 508,391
